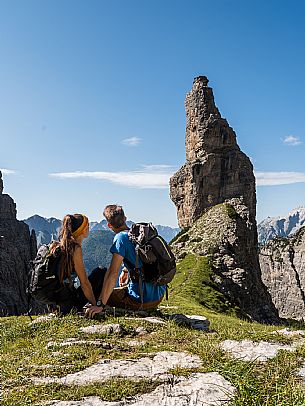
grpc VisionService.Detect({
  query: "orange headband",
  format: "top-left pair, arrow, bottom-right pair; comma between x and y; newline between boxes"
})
72,215 -> 89,238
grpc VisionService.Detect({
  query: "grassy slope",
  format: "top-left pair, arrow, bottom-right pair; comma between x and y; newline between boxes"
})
1,303 -> 305,404
2,212 -> 305,405
169,253 -> 242,317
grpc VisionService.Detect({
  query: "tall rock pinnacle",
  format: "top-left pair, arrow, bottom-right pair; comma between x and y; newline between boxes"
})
169,77 -> 278,323
170,76 -> 256,228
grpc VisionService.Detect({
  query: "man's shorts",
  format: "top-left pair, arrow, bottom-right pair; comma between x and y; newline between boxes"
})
107,287 -> 162,310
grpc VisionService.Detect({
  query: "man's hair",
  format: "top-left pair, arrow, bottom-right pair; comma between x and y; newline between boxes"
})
103,204 -> 126,228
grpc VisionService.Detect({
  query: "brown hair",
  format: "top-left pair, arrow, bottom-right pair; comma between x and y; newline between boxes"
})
56,214 -> 86,284
103,204 -> 126,228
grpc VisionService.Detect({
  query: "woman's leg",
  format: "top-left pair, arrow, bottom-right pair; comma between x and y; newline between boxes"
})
52,286 -> 79,315
76,266 -> 107,308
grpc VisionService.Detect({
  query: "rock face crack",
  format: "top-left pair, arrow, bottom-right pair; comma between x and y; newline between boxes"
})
288,247 -> 305,306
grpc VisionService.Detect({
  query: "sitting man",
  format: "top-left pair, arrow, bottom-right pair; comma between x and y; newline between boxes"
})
85,204 -> 166,318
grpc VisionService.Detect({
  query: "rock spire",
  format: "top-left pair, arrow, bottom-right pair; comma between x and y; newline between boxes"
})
170,76 -> 256,228
169,77 -> 279,323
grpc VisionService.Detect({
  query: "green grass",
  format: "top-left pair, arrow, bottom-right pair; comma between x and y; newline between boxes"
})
1,309 -> 305,405
169,253 -> 242,317
2,256 -> 305,405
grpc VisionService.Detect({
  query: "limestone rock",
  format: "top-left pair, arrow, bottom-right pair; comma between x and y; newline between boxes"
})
33,351 -> 203,385
259,227 -> 305,320
271,328 -> 305,337
0,171 -> 37,315
220,339 -> 297,362
126,340 -> 146,347
80,324 -> 122,335
46,372 -> 235,406
169,314 -> 210,331
170,76 -> 256,229
46,338 -> 113,349
171,202 -> 279,323
30,313 -> 57,324
135,326 -> 148,336
133,317 -> 166,325
168,77 -> 278,324
297,363 -> 305,384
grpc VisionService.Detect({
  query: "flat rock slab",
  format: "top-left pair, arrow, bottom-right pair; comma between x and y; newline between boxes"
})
132,314 -> 210,331
297,363 -> 305,383
169,314 -> 210,331
126,340 -> 146,347
80,324 -> 122,335
133,317 -> 166,325
46,338 -> 113,349
271,328 -> 305,337
220,339 -> 295,362
135,327 -> 148,336
103,308 -> 150,318
33,351 -> 203,385
45,372 -> 235,406
46,398 -> 114,406
30,313 -> 57,324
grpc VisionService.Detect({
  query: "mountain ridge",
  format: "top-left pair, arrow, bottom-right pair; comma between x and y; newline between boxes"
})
23,214 -> 180,245
258,206 -> 305,244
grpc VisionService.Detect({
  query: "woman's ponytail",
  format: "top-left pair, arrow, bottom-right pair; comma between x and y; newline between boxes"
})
59,215 -> 79,284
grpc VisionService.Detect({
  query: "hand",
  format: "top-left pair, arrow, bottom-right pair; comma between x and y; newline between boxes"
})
84,304 -> 105,319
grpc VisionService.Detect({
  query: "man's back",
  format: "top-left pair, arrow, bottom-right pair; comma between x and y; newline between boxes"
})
110,231 -> 166,303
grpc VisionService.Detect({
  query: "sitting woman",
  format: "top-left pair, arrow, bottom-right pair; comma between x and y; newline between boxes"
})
50,214 -> 106,314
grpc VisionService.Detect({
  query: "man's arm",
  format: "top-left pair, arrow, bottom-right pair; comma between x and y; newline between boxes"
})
85,253 -> 123,318
100,253 -> 123,305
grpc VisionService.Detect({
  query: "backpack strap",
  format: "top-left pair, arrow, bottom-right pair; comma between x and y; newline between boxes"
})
135,245 -> 144,307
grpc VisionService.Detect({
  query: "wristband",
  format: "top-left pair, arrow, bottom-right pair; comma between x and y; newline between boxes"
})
96,300 -> 105,308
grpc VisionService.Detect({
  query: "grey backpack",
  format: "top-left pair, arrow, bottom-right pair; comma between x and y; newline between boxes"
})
127,223 -> 176,286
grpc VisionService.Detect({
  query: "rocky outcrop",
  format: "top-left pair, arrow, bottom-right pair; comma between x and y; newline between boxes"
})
170,76 -> 256,228
169,76 -> 278,323
259,228 -> 305,320
171,201 -> 279,323
0,171 -> 37,315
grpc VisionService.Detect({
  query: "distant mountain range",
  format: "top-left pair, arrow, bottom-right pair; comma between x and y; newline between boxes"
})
258,206 -> 305,244
23,215 -> 180,245
22,215 -> 180,272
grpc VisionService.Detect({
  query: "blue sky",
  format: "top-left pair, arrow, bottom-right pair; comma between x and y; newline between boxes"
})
1,0 -> 305,227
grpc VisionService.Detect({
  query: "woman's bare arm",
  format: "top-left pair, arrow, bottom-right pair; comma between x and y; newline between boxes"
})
73,246 -> 96,305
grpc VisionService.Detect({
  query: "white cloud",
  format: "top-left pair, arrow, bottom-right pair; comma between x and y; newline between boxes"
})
255,171 -> 305,186
49,165 -> 176,189
121,137 -> 141,147
141,164 -> 173,171
283,135 -> 302,146
50,167 -> 305,188
0,168 -> 15,174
